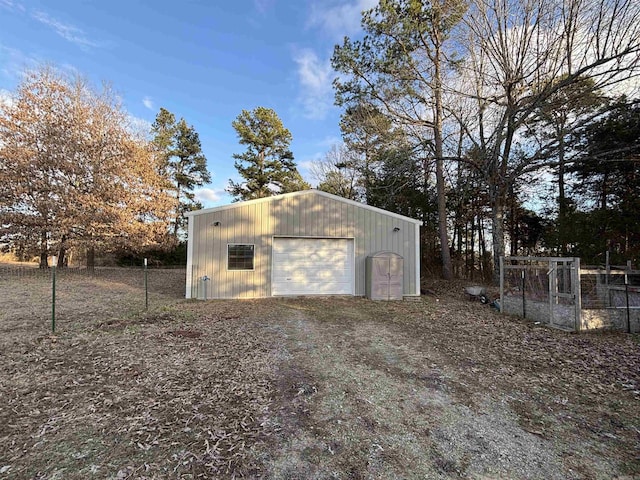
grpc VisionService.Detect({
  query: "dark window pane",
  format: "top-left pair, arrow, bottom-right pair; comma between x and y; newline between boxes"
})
228,245 -> 254,270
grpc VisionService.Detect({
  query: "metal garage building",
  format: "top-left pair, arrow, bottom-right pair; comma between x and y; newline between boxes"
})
185,190 -> 421,299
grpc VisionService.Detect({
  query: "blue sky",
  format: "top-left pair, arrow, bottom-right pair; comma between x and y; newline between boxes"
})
0,0 -> 376,206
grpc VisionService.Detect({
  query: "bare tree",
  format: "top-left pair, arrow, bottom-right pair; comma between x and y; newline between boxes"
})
310,144 -> 362,200
457,0 -> 640,281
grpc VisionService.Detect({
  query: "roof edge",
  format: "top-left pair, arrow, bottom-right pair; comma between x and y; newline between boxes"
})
185,189 -> 422,225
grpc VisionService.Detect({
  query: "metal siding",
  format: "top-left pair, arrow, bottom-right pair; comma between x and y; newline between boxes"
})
331,198 -> 338,236
266,201 -> 273,297
201,213 -> 209,299
314,196 -> 324,235
197,215 -> 206,298
299,194 -> 310,235
258,202 -> 266,298
286,197 -> 294,234
189,191 -> 419,298
225,208 -> 235,298
357,206 -> 368,295
189,215 -> 196,298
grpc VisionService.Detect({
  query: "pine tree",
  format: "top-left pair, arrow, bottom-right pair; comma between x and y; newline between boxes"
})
332,0 -> 466,280
151,108 -> 211,237
228,107 -> 309,201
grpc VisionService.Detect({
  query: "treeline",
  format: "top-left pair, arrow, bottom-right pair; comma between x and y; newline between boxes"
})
0,67 -> 210,268
311,0 -> 640,281
0,68 -> 312,269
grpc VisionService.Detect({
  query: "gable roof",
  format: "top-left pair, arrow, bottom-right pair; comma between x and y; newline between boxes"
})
185,189 -> 422,225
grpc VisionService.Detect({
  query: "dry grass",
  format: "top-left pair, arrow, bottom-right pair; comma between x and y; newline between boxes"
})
1,273 -> 639,479
0,267 -> 185,344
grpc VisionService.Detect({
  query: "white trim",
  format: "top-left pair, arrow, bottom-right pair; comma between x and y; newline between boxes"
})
270,236 -> 356,296
185,189 -> 421,225
352,237 -> 357,296
272,235 -> 355,240
414,223 -> 421,296
185,215 -> 194,299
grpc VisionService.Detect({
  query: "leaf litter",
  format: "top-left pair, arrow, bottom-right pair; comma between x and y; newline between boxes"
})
1,276 -> 639,478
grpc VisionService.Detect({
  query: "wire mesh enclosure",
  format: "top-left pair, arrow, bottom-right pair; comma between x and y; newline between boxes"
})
500,256 -> 639,333
500,257 -> 581,331
580,269 -> 640,309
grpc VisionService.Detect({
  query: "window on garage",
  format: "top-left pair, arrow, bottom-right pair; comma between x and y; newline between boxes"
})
228,244 -> 254,270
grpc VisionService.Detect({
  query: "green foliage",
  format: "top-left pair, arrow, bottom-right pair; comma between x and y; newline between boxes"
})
332,0 -> 466,111
562,99 -> 640,263
332,0 -> 466,280
317,170 -> 360,199
228,107 -> 309,200
151,108 -> 211,237
116,241 -> 187,267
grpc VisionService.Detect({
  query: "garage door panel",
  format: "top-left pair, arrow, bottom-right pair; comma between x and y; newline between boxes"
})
273,259 -> 350,272
277,281 -> 352,295
272,238 -> 354,296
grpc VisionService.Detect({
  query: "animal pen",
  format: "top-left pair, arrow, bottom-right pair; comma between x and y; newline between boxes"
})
500,256 -> 640,333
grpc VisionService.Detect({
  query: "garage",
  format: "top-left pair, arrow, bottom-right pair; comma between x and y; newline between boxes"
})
271,237 -> 354,296
185,190 -> 420,299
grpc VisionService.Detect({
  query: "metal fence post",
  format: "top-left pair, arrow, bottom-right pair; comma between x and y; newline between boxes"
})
573,257 -> 582,332
625,281 -> 631,334
499,256 -> 504,313
51,256 -> 57,333
144,258 -> 148,311
522,269 -> 526,319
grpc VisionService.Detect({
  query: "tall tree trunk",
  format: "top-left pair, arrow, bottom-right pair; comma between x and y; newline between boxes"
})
478,213 -> 486,280
509,185 -> 518,256
57,234 -> 67,269
434,36 -> 453,280
470,211 -> 476,280
491,196 -> 505,284
464,220 -> 469,278
86,245 -> 95,272
492,98 -> 516,284
557,128 -> 567,254
39,231 -> 48,269
173,183 -> 181,238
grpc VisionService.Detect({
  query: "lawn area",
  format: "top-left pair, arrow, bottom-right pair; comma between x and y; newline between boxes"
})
1,273 -> 639,479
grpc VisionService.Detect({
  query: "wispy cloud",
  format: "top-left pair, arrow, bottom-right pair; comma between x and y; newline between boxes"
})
0,89 -> 14,107
31,10 -> 101,50
253,0 -> 273,14
0,0 -> 25,13
293,48 -> 335,120
0,44 -> 40,80
317,135 -> 341,148
142,96 -> 154,111
195,188 -> 225,206
307,0 -> 377,39
127,115 -> 152,138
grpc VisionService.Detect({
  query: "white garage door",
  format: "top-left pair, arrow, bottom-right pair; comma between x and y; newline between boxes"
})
272,238 -> 354,296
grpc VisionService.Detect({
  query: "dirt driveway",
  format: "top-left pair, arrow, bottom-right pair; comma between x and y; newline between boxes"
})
1,286 -> 639,479
259,296 -> 639,479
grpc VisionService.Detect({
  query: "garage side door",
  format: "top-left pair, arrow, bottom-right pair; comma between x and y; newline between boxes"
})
272,238 -> 354,296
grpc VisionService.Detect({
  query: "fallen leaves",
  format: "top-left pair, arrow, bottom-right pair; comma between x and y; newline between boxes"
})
1,305 -> 285,479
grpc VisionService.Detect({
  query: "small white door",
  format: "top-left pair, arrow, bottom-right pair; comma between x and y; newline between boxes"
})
272,238 -> 354,296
